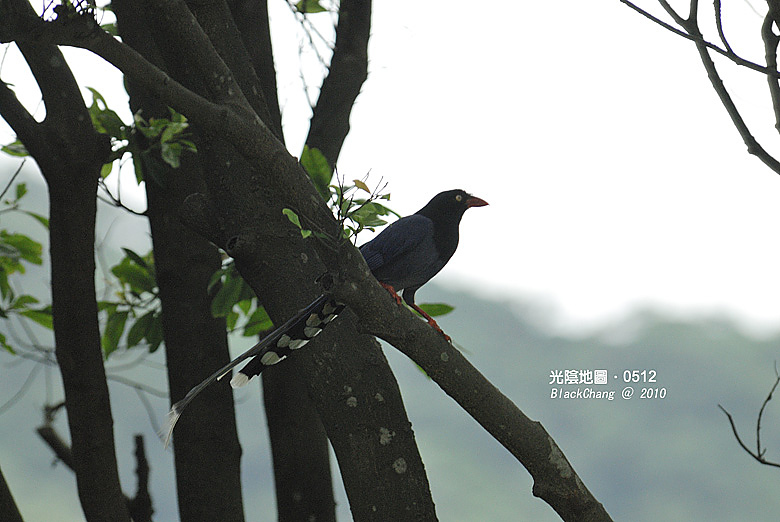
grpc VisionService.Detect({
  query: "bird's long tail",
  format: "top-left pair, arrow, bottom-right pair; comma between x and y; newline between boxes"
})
161,294 -> 345,447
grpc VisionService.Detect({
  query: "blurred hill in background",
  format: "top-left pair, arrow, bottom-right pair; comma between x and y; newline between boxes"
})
3,281 -> 780,521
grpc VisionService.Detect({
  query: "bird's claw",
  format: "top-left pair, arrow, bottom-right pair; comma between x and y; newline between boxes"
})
411,304 -> 452,342
379,282 -> 403,305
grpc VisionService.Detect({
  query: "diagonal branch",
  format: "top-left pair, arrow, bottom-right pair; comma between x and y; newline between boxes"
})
325,257 -> 613,521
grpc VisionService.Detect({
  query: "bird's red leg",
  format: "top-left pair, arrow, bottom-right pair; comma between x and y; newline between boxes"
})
379,282 -> 403,305
409,304 -> 451,343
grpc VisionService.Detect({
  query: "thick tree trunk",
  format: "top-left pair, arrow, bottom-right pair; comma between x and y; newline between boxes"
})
127,0 -> 437,517
146,158 -> 246,522
0,9 -> 129,516
113,2 -> 246,520
262,364 -> 336,522
223,3 -> 340,516
48,168 -> 129,522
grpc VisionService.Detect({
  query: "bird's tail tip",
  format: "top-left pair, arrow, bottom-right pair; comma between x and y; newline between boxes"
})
159,403 -> 183,450
230,372 -> 250,388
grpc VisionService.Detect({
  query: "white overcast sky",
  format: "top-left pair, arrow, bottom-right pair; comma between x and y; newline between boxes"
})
3,0 -> 780,334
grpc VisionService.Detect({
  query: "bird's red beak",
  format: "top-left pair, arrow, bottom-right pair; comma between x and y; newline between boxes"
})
466,196 -> 488,208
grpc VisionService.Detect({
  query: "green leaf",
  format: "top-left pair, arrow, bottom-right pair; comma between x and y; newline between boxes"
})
10,294 -> 38,310
102,310 -> 129,357
295,0 -> 327,13
86,87 -> 127,139
0,272 -> 11,300
100,161 -> 113,179
0,332 -> 15,354
350,202 -> 390,228
1,232 -> 43,265
101,22 -> 118,36
237,298 -> 252,315
145,314 -> 164,353
211,275 -> 243,318
226,310 -> 239,331
160,121 -> 188,144
243,306 -> 273,336
14,183 -> 27,200
353,179 -> 370,193
19,306 -> 53,329
416,303 -> 455,317
1,140 -> 29,157
237,278 -> 256,302
207,266 -> 228,294
121,248 -> 150,270
111,259 -> 156,294
300,146 -> 332,199
160,142 -> 182,168
97,301 -> 118,313
282,208 -> 302,229
126,310 -> 155,348
22,211 -> 49,229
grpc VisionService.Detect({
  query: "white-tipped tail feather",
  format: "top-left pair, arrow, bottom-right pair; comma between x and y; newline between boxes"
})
160,294 -> 343,446
230,372 -> 250,388
161,404 -> 183,449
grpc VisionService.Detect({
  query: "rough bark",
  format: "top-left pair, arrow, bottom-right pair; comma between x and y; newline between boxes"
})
224,2 -> 338,516
113,2 -> 245,520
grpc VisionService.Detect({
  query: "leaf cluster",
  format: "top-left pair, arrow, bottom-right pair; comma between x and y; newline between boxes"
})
98,248 -> 163,357
290,146 -> 399,246
0,183 -> 50,353
84,87 -> 197,183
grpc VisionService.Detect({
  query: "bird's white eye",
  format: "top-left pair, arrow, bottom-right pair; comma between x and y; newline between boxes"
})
455,194 -> 463,202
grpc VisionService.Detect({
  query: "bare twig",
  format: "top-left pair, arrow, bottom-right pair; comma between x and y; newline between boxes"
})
97,177 -> 147,216
763,4 -> 780,131
0,363 -> 41,415
714,0 -> 734,54
0,159 -> 25,201
619,0 -> 780,78
621,0 -> 780,174
718,365 -> 780,469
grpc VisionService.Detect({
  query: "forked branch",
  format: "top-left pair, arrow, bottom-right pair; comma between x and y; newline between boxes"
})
718,364 -> 780,469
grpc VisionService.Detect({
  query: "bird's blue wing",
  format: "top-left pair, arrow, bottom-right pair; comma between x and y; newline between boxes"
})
359,214 -> 433,273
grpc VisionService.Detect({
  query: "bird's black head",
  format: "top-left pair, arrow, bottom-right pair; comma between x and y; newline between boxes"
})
415,189 -> 488,222
414,189 -> 488,263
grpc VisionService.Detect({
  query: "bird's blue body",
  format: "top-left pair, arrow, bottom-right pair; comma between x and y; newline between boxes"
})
359,214 -> 446,301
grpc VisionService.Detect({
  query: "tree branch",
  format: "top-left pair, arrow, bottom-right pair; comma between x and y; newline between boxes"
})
763,3 -> 780,132
619,0 -> 780,78
620,0 -> 780,175
0,463 -> 24,522
325,263 -> 612,521
305,0 -> 372,166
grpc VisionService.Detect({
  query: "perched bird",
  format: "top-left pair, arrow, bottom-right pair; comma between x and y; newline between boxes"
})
162,189 -> 487,445
358,189 -> 488,341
